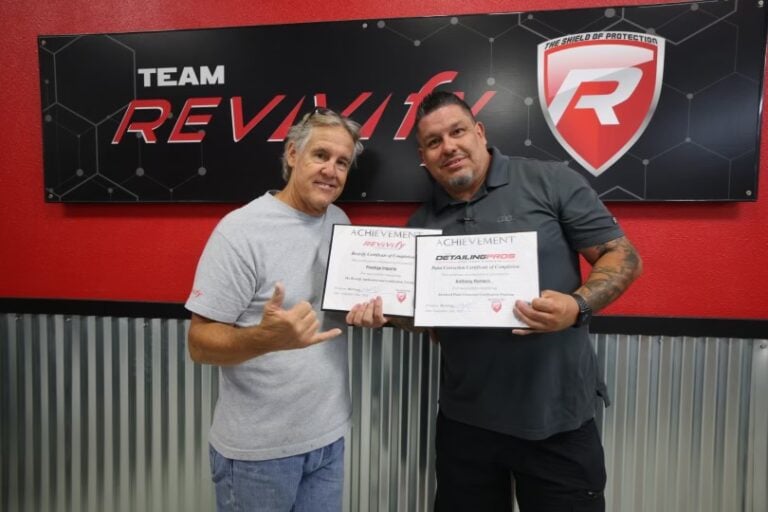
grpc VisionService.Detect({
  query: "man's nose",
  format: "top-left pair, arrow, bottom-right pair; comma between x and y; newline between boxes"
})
442,137 -> 458,153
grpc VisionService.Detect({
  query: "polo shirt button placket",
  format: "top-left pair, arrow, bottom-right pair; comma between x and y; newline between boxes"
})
461,203 -> 476,233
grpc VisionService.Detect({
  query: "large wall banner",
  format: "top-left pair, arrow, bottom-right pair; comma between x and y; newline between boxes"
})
38,1 -> 767,203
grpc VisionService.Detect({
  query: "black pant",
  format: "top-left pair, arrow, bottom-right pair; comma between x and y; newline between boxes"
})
434,412 -> 606,512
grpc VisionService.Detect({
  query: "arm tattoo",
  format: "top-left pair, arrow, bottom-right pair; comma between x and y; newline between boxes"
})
579,237 -> 642,312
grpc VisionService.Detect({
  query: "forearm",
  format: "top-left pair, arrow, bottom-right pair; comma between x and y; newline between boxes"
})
577,236 -> 643,312
188,317 -> 274,365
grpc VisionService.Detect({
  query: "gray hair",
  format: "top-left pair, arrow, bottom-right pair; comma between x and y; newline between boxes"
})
281,108 -> 364,181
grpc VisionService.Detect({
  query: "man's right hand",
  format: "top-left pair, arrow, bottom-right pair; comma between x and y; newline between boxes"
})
188,284 -> 343,365
260,282 -> 343,350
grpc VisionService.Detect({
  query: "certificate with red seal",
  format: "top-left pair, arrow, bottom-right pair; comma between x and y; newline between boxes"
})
414,232 -> 539,328
322,225 -> 442,317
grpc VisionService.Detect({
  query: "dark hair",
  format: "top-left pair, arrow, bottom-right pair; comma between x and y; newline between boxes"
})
415,91 -> 476,128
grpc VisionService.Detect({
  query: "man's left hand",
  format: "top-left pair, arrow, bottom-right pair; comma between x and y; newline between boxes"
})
346,296 -> 389,328
512,290 -> 578,336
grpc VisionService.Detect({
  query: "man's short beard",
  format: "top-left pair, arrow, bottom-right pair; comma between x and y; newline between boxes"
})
448,173 -> 473,189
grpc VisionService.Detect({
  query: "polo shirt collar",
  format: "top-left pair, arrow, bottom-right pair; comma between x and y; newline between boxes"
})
431,147 -> 509,211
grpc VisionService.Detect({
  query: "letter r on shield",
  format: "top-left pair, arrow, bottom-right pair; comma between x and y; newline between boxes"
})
537,32 -> 665,176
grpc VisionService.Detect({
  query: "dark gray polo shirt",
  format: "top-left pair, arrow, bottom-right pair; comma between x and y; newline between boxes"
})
408,147 -> 624,440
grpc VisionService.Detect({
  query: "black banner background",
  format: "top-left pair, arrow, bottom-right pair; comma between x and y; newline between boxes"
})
38,1 -> 767,202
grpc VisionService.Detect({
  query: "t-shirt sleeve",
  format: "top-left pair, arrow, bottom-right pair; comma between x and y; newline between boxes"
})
185,229 -> 258,324
552,163 -> 625,249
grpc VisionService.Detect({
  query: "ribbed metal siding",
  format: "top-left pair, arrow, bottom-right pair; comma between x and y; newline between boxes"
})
1,314 -> 217,512
345,326 -> 439,512
0,314 -> 438,512
594,334 -> 766,512
1,313 -> 766,512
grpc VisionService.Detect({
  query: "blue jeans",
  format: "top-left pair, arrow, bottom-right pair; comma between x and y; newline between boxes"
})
209,437 -> 345,512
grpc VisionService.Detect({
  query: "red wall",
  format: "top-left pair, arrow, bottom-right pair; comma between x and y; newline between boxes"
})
1,0 -> 766,319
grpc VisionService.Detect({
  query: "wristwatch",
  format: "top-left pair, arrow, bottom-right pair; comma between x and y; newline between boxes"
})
571,293 -> 592,327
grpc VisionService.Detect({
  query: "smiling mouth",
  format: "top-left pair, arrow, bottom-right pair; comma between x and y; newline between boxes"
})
314,182 -> 337,191
442,156 -> 466,169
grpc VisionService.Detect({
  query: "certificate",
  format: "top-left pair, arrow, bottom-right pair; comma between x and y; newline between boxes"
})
322,225 -> 442,316
414,232 -> 539,328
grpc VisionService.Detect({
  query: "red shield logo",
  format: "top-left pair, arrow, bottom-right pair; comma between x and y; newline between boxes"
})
396,292 -> 407,303
538,32 -> 665,176
491,301 -> 502,313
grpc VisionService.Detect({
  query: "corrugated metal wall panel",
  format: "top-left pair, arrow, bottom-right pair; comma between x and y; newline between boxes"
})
594,334 -> 763,512
345,326 -> 439,512
746,338 -> 768,512
1,315 -> 217,512
1,313 -> 766,512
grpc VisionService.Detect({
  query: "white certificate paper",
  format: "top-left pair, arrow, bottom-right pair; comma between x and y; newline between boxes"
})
414,232 -> 540,328
322,225 -> 442,316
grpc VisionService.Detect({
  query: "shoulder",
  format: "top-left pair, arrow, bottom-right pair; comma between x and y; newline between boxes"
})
326,203 -> 350,224
506,155 -> 577,179
488,147 -> 577,185
217,193 -> 275,227
207,195 -> 278,250
505,156 -> 589,196
407,202 -> 433,227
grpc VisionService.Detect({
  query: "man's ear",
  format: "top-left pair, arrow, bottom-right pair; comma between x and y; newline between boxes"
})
475,121 -> 487,145
285,141 -> 297,168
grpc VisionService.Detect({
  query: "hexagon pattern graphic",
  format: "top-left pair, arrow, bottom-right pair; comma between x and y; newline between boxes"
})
38,0 -> 766,202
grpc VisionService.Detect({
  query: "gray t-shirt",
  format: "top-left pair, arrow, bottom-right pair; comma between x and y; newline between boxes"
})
409,148 -> 624,440
185,192 -> 351,460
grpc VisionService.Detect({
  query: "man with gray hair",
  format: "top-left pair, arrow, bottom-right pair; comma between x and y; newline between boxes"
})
186,108 -> 363,512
